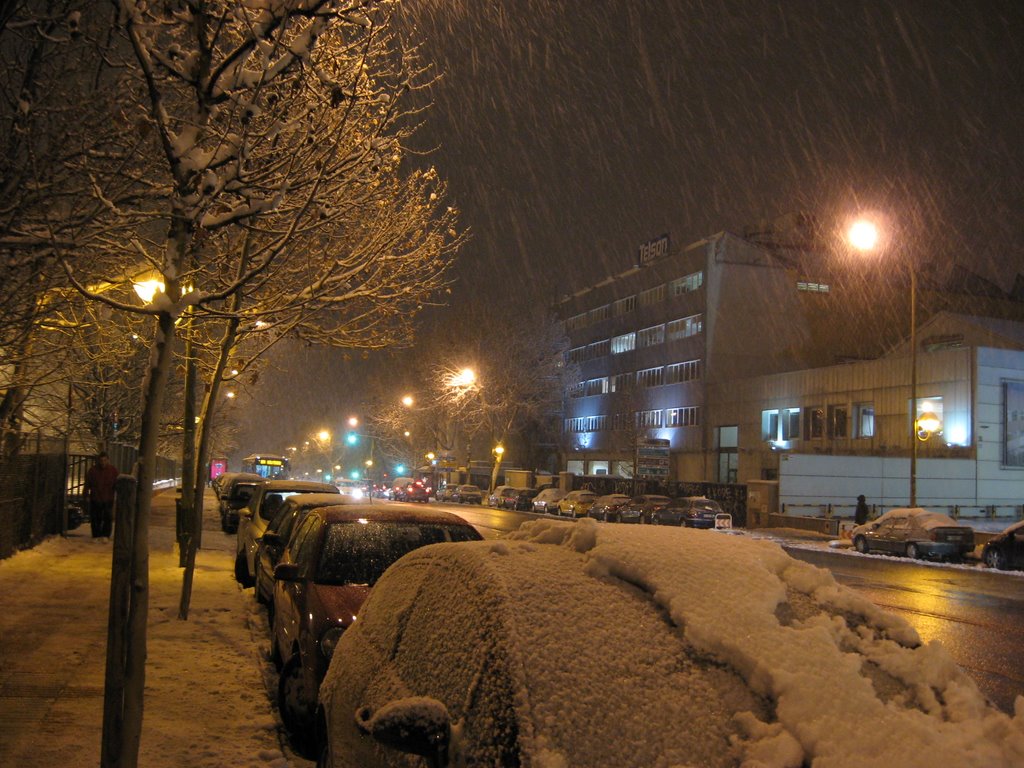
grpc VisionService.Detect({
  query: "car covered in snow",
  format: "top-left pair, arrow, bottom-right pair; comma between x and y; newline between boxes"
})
270,504 -> 481,755
319,519 -> 1024,768
531,487 -> 566,514
851,507 -> 975,561
981,519 -> 1024,570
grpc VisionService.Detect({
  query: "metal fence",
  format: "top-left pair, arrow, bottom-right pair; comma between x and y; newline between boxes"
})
0,446 -> 179,560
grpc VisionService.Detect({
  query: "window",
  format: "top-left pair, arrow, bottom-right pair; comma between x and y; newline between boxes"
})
666,359 -> 701,384
565,313 -> 588,332
636,367 -> 664,388
782,407 -> 801,440
638,284 -> 665,306
670,271 -> 704,296
587,415 -> 608,431
854,403 -> 875,439
804,406 -> 825,439
797,281 -> 830,293
667,406 -> 700,427
586,339 -> 610,359
637,324 -> 665,348
1004,382 -> 1024,467
584,377 -> 609,396
610,373 -> 633,393
567,347 -> 585,364
636,409 -> 663,428
568,382 -> 585,399
613,295 -> 636,316
588,304 -> 610,323
666,314 -> 703,341
762,409 -> 780,441
611,332 -> 636,354
827,405 -> 848,439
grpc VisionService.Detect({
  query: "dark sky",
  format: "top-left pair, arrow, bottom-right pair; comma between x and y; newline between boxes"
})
235,0 -> 1023,456
403,0 -> 1022,298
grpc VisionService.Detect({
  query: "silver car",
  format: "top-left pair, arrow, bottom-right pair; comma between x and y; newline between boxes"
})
851,507 -> 974,561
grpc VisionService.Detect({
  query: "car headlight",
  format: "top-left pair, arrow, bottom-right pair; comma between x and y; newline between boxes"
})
320,626 -> 346,659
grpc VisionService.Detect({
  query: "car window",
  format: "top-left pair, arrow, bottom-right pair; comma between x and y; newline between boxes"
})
287,514 -> 322,578
317,522 -> 481,586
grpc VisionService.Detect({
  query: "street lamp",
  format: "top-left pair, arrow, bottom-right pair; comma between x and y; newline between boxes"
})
847,216 -> 919,506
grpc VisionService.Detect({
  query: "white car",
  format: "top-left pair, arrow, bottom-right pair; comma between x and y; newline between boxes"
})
531,487 -> 566,513
320,520 -> 1024,767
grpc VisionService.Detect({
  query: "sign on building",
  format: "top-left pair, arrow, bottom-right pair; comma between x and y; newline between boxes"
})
638,234 -> 670,267
637,437 -> 670,478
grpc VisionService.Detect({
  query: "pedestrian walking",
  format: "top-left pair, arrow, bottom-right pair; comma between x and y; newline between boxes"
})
85,451 -> 119,539
854,494 -> 869,526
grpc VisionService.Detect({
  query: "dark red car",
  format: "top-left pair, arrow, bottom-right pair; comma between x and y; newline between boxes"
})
270,504 -> 481,755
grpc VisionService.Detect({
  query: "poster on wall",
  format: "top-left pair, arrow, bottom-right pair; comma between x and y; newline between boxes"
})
1005,381 -> 1024,468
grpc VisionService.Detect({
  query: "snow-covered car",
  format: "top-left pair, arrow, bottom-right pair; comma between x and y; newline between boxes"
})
487,485 -> 519,508
981,520 -> 1024,570
851,507 -> 975,561
271,504 -> 482,755
320,519 -> 1024,768
215,472 -> 263,533
661,496 -> 726,528
451,484 -> 483,505
587,493 -> 630,520
531,487 -> 566,513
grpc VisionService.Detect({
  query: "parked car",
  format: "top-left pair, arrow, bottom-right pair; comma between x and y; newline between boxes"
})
531,487 -> 566,514
587,493 -> 631,521
981,520 -> 1024,570
215,472 -> 263,533
660,496 -> 727,528
319,519 -> 1019,768
851,507 -> 975,561
234,479 -> 339,587
435,485 -> 458,502
451,484 -> 483,505
555,489 -> 598,518
335,479 -> 368,500
253,493 -> 357,608
487,485 -> 518,507
271,504 -> 482,755
615,494 -> 672,524
502,488 -> 539,511
394,479 -> 431,502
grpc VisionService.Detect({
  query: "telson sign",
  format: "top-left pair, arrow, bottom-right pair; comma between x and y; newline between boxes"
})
638,234 -> 670,267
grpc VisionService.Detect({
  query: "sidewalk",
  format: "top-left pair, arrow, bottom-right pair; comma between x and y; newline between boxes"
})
0,489 -> 307,768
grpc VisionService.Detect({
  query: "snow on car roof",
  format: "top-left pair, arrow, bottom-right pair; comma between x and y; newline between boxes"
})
325,518 -> 1024,767
876,507 -> 968,530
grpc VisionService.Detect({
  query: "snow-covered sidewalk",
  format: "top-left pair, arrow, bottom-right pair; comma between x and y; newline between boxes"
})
0,490 -> 305,768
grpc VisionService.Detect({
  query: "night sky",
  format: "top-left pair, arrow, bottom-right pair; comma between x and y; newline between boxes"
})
235,0 -> 1023,455
405,0 -> 1022,297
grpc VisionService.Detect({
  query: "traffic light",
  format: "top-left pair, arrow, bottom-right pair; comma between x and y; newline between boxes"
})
346,432 -> 359,446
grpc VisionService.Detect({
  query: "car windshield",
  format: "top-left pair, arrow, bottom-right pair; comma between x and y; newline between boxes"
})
317,521 -> 480,586
692,500 -> 722,514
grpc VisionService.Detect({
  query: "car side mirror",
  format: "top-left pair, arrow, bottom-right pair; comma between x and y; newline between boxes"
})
274,562 -> 303,582
356,698 -> 451,767
261,531 -> 283,547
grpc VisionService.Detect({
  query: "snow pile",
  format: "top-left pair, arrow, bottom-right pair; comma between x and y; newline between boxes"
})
506,519 -> 1024,767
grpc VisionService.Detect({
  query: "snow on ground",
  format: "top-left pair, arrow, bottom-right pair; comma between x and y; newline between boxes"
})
0,518 -> 310,768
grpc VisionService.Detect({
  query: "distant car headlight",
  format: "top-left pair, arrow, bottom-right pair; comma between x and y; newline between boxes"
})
320,626 -> 346,659
351,488 -> 364,499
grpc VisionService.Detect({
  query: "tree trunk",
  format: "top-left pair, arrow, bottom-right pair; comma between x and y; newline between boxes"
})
100,309 -> 176,768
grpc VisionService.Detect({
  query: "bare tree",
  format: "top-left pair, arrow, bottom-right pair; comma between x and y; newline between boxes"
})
8,3 -> 463,764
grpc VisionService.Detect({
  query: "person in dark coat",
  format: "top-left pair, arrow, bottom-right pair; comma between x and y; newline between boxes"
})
85,451 -> 119,539
854,494 -> 869,526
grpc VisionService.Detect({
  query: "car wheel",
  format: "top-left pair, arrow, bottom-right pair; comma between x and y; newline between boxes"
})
984,548 -> 1006,570
279,654 -> 318,757
905,543 -> 920,559
853,536 -> 869,554
234,551 -> 254,587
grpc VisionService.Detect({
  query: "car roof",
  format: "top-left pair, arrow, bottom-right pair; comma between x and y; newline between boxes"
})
310,504 -> 480,527
280,492 -> 357,508
257,480 -> 338,492
325,520 -> 1020,767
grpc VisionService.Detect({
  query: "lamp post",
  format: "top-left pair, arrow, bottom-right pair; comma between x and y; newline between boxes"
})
847,217 -> 919,506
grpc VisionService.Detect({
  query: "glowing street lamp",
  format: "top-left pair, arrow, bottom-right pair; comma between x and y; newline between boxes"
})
847,215 -> 920,505
132,278 -> 165,304
317,429 -> 331,443
401,394 -> 415,408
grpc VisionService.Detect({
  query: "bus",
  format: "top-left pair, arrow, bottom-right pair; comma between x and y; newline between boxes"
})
241,453 -> 290,479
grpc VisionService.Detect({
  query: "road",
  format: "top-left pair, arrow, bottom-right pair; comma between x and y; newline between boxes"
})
427,499 -> 1024,715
